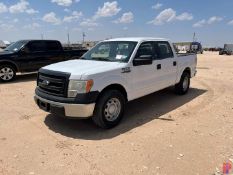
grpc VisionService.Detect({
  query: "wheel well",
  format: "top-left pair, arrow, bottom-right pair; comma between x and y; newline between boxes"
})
0,61 -> 18,72
98,84 -> 128,102
183,67 -> 191,77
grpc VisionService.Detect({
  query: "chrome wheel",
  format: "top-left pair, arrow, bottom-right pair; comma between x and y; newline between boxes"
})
182,76 -> 189,91
104,98 -> 121,122
0,67 -> 14,81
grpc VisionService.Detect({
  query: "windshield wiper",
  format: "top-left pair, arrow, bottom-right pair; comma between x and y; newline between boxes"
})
92,57 -> 112,62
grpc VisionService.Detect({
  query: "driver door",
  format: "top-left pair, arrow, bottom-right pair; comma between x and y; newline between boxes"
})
130,42 -> 160,99
18,41 -> 49,72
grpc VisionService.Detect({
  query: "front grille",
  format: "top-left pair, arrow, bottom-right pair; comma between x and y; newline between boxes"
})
37,70 -> 70,97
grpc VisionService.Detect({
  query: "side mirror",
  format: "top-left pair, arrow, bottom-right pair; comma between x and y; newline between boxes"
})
133,55 -> 153,66
21,47 -> 29,54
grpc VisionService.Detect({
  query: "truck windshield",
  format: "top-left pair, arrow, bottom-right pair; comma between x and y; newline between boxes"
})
191,44 -> 199,50
81,41 -> 137,62
4,40 -> 28,52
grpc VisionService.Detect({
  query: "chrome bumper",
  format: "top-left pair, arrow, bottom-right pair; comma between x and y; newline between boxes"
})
34,95 -> 95,118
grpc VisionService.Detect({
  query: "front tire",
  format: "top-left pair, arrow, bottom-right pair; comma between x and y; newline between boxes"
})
92,90 -> 126,129
174,72 -> 190,95
0,65 -> 16,82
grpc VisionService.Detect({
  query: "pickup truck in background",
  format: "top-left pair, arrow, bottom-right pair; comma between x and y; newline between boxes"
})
0,40 -> 87,82
188,42 -> 203,54
219,44 -> 233,55
173,42 -> 203,54
34,37 -> 197,128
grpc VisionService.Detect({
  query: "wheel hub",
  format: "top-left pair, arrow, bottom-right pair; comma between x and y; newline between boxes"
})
104,98 -> 121,122
0,67 -> 14,80
108,104 -> 117,114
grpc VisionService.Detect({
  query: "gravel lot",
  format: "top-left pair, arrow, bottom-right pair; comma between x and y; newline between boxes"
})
0,52 -> 233,175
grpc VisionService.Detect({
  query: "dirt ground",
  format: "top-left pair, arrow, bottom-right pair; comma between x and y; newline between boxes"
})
0,52 -> 233,175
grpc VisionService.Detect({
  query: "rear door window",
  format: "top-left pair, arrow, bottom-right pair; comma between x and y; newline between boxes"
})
155,42 -> 174,59
28,41 -> 46,52
46,41 -> 61,51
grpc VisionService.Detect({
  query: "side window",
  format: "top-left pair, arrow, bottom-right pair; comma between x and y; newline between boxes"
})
135,42 -> 154,58
155,42 -> 174,59
46,41 -> 61,51
28,41 -> 46,52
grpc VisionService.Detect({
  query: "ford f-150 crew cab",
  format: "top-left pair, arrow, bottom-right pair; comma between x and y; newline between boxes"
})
0,40 -> 87,82
34,37 -> 197,128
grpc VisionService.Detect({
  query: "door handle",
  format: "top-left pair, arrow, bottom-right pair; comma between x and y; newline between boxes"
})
157,64 -> 161,70
173,61 -> 177,66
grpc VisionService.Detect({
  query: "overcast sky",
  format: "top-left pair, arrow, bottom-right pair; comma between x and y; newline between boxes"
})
0,0 -> 233,47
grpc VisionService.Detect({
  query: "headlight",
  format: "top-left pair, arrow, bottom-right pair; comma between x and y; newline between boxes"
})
68,80 -> 94,97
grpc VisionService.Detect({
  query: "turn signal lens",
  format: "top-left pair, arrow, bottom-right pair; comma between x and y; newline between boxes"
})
86,79 -> 94,93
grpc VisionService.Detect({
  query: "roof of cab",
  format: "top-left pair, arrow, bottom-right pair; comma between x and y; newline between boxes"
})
17,39 -> 60,43
104,37 -> 169,42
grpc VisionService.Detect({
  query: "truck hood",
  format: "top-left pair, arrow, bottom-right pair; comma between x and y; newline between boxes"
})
0,51 -> 14,57
42,60 -> 126,79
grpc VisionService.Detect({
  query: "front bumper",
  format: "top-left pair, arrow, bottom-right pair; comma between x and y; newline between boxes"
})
34,95 -> 95,118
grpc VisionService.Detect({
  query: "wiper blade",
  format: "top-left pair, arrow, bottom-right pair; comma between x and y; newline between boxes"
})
92,57 -> 112,61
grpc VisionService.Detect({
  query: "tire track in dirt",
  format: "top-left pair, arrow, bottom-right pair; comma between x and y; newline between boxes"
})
0,161 -> 18,175
178,77 -> 221,119
26,119 -> 107,175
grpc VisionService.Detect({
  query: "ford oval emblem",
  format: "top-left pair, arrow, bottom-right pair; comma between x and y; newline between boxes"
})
42,80 -> 50,86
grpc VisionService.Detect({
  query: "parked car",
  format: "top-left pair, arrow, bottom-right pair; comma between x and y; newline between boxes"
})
34,37 -> 197,128
0,40 -> 87,82
219,44 -> 233,55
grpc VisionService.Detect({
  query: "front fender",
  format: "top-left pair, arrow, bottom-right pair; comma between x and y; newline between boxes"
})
90,73 -> 130,95
0,59 -> 19,71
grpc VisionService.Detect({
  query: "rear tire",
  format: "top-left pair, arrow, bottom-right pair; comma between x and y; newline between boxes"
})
0,65 -> 16,82
92,90 -> 126,129
174,72 -> 190,95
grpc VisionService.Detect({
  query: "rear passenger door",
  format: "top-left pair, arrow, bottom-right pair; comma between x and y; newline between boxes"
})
45,41 -> 64,64
154,41 -> 177,87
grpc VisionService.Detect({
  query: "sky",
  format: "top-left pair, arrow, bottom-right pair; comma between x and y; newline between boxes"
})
0,0 -> 233,47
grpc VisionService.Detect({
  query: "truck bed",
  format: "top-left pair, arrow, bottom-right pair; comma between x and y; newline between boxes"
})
177,53 -> 196,57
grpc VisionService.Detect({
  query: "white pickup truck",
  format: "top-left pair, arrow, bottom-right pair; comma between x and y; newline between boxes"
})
34,37 -> 197,128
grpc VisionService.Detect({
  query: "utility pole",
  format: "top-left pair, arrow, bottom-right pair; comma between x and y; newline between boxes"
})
41,34 -> 44,40
82,32 -> 86,44
67,32 -> 70,46
193,32 -> 196,42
